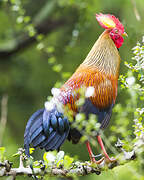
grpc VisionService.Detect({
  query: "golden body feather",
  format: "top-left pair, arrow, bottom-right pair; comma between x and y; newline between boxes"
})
60,30 -> 121,111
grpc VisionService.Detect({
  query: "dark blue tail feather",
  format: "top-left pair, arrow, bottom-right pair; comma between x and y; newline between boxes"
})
30,126 -> 43,142
32,133 -> 46,147
53,132 -> 68,150
24,107 -> 70,156
24,109 -> 44,156
45,133 -> 61,151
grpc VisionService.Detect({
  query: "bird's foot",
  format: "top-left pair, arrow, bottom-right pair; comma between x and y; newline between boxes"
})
94,157 -> 105,164
91,156 -> 105,164
91,155 -> 116,165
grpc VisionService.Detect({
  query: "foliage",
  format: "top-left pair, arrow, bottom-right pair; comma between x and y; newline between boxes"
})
0,37 -> 144,179
43,150 -> 74,169
0,0 -> 144,179
0,147 -> 5,162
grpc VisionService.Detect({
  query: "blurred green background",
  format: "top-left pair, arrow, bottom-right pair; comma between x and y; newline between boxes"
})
0,0 -> 144,179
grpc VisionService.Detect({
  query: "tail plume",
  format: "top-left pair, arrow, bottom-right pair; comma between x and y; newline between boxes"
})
24,107 -> 70,156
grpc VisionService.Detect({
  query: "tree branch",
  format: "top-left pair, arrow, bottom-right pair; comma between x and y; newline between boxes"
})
0,94 -> 8,146
0,18 -> 67,59
0,144 -> 136,179
1,163 -> 101,177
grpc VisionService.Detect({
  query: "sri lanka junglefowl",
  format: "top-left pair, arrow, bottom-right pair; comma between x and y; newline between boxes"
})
24,13 -> 127,163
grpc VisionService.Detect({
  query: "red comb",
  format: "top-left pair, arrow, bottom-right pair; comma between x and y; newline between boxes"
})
96,13 -> 124,32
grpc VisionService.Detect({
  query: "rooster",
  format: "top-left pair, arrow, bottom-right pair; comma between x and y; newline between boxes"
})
24,13 -> 127,163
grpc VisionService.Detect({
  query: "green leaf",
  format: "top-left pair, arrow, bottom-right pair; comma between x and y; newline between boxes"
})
30,148 -> 35,154
0,147 -> 5,161
52,64 -> 63,72
56,159 -> 64,167
36,34 -> 44,41
12,152 -> 20,157
80,135 -> 87,143
62,72 -> 71,79
64,155 -> 74,169
0,147 -> 5,152
26,24 -> 36,37
54,81 -> 63,88
46,46 -> 55,53
48,57 -> 56,64
75,113 -> 85,123
37,43 -> 44,50
33,161 -> 41,168
10,0 -> 16,4
24,16 -> 31,23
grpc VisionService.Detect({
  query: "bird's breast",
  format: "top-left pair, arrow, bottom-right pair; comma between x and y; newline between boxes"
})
59,67 -> 118,111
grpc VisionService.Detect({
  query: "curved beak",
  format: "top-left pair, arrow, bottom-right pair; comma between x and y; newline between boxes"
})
122,32 -> 128,37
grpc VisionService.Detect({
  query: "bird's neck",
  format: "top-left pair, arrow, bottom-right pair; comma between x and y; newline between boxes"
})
82,30 -> 121,76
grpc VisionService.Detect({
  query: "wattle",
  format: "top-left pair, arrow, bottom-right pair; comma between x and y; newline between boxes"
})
110,34 -> 124,48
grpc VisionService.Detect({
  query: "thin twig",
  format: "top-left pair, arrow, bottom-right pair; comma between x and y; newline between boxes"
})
131,0 -> 141,21
0,94 -> 8,146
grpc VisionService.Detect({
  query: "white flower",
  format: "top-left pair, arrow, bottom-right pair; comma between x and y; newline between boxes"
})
85,86 -> 95,98
126,76 -> 135,86
72,29 -> 79,37
142,36 -> 144,43
46,152 -> 56,162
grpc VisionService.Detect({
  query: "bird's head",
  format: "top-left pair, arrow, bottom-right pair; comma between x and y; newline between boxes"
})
96,13 -> 127,48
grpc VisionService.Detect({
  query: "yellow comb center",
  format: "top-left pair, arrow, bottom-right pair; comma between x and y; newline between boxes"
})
100,16 -> 116,28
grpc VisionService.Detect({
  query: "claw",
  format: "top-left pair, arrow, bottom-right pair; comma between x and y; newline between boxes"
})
86,139 -> 116,165
92,157 -> 105,164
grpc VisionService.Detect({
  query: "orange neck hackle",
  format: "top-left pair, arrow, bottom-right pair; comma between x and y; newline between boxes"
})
82,30 -> 121,77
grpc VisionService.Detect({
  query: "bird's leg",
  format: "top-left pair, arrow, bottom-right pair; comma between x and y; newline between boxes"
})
97,135 -> 116,162
85,141 -> 95,162
85,141 -> 104,164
